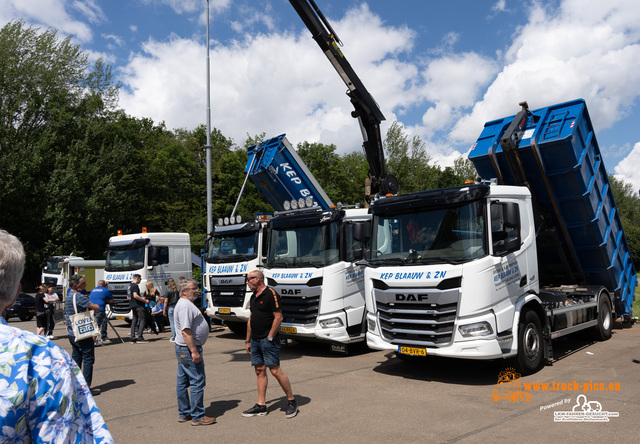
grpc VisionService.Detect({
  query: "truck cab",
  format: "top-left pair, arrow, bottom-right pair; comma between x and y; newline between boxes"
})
264,202 -> 370,351
41,255 -> 83,294
104,232 -> 192,321
203,216 -> 268,334
365,183 -> 538,359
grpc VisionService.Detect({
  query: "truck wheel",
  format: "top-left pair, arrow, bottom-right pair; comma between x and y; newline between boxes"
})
225,321 -> 247,336
19,315 -> 34,322
592,294 -> 612,341
515,309 -> 543,375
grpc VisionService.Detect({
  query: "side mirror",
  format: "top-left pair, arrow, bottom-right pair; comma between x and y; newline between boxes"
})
503,202 -> 520,229
491,202 -> 522,256
353,221 -> 371,242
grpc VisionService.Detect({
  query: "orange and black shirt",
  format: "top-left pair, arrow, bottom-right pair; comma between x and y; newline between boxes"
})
249,286 -> 282,339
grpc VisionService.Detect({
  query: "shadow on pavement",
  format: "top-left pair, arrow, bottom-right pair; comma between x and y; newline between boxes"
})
206,399 -> 241,418
93,379 -> 136,394
372,352 -> 505,386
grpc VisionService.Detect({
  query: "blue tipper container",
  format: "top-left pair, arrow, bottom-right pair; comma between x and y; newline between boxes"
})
468,99 -> 637,316
246,134 -> 333,212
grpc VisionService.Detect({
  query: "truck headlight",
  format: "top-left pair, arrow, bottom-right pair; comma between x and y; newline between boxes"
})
319,317 -> 343,329
367,318 -> 377,333
458,321 -> 493,337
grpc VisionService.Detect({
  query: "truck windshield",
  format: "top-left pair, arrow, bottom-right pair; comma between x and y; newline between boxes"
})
266,221 -> 340,268
370,201 -> 487,265
205,231 -> 259,263
42,257 -> 63,274
105,247 -> 145,271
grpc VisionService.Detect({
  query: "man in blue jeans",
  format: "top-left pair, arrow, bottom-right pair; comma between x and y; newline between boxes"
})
89,280 -> 114,344
242,271 -> 298,418
174,279 -> 216,426
65,274 -> 101,395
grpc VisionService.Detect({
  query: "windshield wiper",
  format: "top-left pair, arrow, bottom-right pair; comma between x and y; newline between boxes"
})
370,257 -> 407,266
269,261 -> 291,268
293,260 -> 321,268
227,254 -> 255,261
413,257 -> 464,265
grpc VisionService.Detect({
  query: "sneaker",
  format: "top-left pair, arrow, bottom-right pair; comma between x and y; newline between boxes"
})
170,338 -> 175,342
95,341 -> 102,347
191,416 -> 216,426
46,335 -> 54,339
91,388 -> 101,396
131,339 -> 137,344
285,400 -> 298,419
178,416 -> 192,423
242,404 -> 267,417
137,338 -> 149,343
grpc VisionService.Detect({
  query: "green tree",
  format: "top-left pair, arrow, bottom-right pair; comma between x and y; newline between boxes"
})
452,156 -> 477,183
384,121 -> 440,193
609,175 -> 640,269
341,151 -> 369,206
297,141 -> 348,203
0,21 -> 119,284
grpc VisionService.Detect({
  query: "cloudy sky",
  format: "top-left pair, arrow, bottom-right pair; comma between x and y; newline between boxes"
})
2,0 -> 640,193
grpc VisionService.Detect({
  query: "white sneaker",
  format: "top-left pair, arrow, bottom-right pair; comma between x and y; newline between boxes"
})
46,335 -> 54,339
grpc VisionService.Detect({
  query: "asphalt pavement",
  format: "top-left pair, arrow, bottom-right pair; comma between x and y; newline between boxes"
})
9,317 -> 640,443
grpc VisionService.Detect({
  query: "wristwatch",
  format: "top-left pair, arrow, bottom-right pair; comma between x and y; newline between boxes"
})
267,336 -> 274,342
245,340 -> 251,344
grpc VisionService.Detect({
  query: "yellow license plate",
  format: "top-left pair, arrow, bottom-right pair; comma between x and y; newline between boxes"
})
218,308 -> 231,314
280,327 -> 297,334
116,316 -> 125,320
399,346 -> 426,356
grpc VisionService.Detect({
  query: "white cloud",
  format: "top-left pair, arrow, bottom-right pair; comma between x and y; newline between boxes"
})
450,0 -> 640,152
119,3 -> 418,154
0,0 -> 96,42
417,52 -> 498,140
492,0 -> 507,13
102,33 -> 124,47
614,142 -> 640,195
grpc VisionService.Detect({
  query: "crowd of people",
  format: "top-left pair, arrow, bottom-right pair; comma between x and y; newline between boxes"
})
0,228 -> 298,440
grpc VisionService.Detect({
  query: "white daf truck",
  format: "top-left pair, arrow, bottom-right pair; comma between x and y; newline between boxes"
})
104,232 -> 193,321
264,201 -> 371,352
363,100 -> 637,373
41,254 -> 83,295
203,134 -> 332,335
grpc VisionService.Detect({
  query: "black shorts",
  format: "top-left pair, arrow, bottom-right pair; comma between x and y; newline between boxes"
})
36,314 -> 48,328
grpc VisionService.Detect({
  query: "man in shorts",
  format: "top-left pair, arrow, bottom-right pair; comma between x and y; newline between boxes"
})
242,270 -> 298,418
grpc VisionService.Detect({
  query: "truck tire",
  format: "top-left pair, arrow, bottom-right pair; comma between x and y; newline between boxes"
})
515,309 -> 543,375
592,293 -> 612,341
225,321 -> 247,336
19,315 -> 34,322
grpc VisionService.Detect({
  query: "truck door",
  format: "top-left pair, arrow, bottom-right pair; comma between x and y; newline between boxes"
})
489,199 -> 535,332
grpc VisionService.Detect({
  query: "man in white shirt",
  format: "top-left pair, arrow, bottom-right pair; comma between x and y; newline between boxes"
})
174,279 -> 216,426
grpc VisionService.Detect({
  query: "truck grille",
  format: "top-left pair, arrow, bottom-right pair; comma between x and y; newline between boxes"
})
109,289 -> 131,315
211,285 -> 246,307
373,278 -> 460,347
280,294 -> 320,325
269,278 -> 323,326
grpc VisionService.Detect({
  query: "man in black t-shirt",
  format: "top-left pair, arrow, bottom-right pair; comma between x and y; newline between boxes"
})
128,274 -> 149,343
242,271 -> 298,419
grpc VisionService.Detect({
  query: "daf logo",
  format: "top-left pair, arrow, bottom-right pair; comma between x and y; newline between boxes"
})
220,279 -> 232,284
281,289 -> 302,295
396,293 -> 428,302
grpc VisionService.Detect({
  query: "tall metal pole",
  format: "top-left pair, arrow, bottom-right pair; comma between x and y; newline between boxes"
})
205,0 -> 213,235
